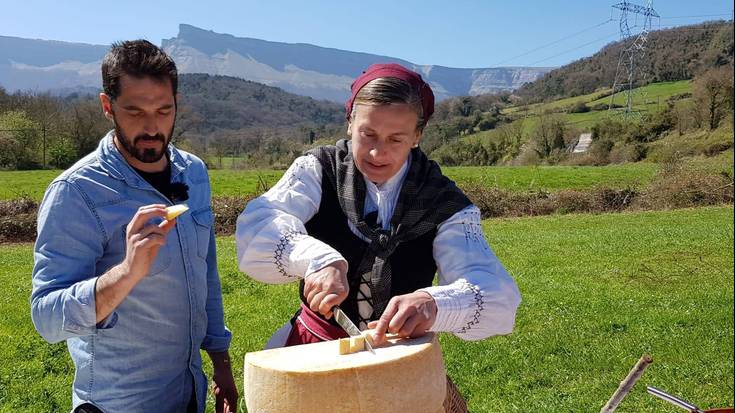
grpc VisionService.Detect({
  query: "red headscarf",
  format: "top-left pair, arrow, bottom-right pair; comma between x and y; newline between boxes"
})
345,63 -> 435,122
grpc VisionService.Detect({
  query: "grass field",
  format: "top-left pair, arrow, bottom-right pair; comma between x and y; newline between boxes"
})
1,206 -> 732,412
0,168 -> 285,201
504,80 -> 691,116
442,163 -> 658,191
0,163 -> 660,201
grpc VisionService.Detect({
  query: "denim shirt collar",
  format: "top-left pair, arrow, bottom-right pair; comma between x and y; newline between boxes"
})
97,130 -> 191,190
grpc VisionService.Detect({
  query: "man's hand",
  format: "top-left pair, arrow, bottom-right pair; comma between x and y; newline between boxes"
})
121,204 -> 176,279
367,291 -> 438,346
303,260 -> 349,319
95,204 -> 176,323
209,351 -> 238,413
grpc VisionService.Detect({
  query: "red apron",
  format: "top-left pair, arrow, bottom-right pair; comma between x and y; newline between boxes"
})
285,303 -> 348,346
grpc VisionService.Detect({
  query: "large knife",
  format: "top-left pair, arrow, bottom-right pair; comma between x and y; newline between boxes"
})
332,306 -> 375,354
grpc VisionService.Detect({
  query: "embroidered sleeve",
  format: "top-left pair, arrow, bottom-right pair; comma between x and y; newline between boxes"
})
274,230 -> 307,279
236,155 -> 347,284
455,281 -> 485,334
275,153 -> 319,192
419,205 -> 521,340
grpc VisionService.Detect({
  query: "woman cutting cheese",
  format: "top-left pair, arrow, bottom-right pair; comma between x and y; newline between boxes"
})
236,63 -> 520,357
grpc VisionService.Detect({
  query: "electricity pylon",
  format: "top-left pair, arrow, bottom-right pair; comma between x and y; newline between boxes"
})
609,0 -> 660,118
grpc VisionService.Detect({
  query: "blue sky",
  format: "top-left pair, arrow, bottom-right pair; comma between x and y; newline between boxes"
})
2,0 -> 732,68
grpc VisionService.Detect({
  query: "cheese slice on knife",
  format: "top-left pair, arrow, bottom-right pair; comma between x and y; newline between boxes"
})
165,204 -> 189,220
244,332 -> 446,413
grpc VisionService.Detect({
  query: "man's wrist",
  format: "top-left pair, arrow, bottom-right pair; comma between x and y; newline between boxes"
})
208,350 -> 232,369
117,259 -> 143,282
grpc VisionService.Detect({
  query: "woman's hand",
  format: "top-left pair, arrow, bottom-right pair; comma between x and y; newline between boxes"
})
303,260 -> 349,319
368,291 -> 437,345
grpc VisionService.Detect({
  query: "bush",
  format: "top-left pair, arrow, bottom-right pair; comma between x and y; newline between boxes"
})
633,162 -> 734,210
211,195 -> 257,235
1,165 -> 731,242
0,197 -> 38,243
461,185 -> 555,218
647,124 -> 735,162
477,117 -> 498,131
49,137 -> 78,169
460,163 -> 733,218
0,197 -> 37,216
608,143 -> 648,163
586,139 -> 615,165
0,111 -> 41,169
0,214 -> 37,243
430,140 -> 500,166
461,184 -> 639,218
568,101 -> 590,113
630,109 -> 676,143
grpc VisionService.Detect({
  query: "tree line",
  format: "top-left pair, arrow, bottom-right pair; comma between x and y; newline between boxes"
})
0,73 -> 345,170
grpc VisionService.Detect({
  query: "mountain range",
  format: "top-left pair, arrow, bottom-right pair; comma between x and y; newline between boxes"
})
0,24 -> 552,101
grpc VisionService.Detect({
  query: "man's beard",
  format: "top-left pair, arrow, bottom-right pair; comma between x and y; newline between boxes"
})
113,116 -> 174,163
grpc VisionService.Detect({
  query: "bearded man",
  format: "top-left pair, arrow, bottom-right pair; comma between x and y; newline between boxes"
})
31,40 -> 237,413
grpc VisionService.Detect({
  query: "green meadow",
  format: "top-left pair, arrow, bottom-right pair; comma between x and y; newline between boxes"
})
1,206 -> 732,412
0,163 -> 660,201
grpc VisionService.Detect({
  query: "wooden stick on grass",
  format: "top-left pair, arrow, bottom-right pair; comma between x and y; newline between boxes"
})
600,354 -> 653,413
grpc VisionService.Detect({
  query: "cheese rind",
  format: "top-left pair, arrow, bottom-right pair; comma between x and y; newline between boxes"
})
244,333 -> 446,413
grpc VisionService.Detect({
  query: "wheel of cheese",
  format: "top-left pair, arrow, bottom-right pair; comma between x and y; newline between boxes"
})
244,332 -> 446,413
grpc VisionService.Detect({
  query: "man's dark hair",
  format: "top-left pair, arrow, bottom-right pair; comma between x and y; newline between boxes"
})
101,40 -> 178,100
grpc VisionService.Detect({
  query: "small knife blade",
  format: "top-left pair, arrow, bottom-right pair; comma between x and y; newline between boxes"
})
647,386 -> 705,413
333,306 -> 375,354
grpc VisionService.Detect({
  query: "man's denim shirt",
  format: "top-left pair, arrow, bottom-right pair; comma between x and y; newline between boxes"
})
31,132 -> 231,413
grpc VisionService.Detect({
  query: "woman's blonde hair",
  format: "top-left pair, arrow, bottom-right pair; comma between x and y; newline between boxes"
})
351,77 -> 427,133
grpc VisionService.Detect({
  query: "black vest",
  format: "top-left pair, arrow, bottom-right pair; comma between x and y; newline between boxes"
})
300,173 -> 438,325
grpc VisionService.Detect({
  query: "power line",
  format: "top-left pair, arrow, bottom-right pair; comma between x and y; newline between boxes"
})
491,11 -> 730,68
491,18 -> 616,66
514,15 -> 727,67
657,25 -> 733,31
525,32 -> 621,66
660,13 -> 732,20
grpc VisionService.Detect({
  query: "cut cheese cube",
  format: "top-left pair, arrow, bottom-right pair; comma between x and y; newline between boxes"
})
165,204 -> 189,220
349,336 -> 365,353
338,335 -> 366,355
338,337 -> 351,355
339,330 -> 399,355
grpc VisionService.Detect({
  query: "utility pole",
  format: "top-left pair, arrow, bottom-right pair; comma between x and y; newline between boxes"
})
609,0 -> 660,119
42,124 -> 46,169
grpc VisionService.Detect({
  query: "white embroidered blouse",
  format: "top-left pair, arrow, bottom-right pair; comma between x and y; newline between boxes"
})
235,154 -> 521,340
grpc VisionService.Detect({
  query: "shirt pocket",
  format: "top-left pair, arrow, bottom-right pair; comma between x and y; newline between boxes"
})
121,224 -> 172,276
192,208 -> 214,260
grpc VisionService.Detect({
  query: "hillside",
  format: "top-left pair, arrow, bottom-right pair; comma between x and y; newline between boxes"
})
0,35 -> 104,93
177,73 -> 344,133
516,21 -> 733,102
428,71 -> 733,168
